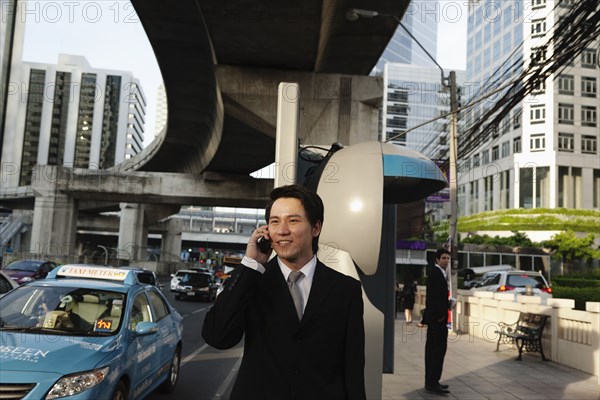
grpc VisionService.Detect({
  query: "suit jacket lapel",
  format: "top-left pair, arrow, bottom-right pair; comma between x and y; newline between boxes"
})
263,259 -> 302,326
299,261 -> 334,327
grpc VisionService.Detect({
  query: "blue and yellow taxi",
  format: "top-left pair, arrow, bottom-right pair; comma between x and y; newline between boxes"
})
0,264 -> 183,399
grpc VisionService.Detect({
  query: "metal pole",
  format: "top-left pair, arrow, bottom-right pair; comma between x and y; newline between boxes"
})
448,71 -> 460,329
97,245 -> 108,266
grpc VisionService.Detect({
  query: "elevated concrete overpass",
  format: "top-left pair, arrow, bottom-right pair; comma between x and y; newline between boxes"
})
3,0 -> 411,266
123,0 -> 409,175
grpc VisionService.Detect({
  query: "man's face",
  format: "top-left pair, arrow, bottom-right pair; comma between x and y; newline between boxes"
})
436,253 -> 450,268
268,197 -> 321,266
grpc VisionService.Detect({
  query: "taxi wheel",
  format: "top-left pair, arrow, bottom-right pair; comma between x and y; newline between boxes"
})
111,381 -> 128,400
158,346 -> 181,393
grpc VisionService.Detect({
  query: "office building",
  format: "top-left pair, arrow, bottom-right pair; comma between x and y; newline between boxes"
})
1,54 -> 146,187
373,0 -> 439,74
382,63 -> 465,156
459,0 -> 600,217
0,0 -> 25,152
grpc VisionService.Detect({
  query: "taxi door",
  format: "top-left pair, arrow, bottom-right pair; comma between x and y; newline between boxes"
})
146,290 -> 178,379
128,292 -> 161,398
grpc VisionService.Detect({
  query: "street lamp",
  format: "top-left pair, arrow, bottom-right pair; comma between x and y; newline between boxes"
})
347,8 -> 461,317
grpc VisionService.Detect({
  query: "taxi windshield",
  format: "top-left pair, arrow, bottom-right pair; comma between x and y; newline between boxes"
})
0,286 -> 125,336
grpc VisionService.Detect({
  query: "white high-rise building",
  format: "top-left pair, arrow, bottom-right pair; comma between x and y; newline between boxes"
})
1,54 -> 146,187
0,0 -> 26,144
459,0 -> 600,217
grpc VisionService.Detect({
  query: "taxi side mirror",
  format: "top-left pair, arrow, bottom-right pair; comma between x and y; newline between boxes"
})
135,321 -> 158,336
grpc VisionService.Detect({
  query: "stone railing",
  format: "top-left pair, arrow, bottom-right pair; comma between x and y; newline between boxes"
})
413,287 -> 600,384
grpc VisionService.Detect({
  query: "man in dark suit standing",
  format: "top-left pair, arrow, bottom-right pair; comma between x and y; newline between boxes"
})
202,184 -> 366,400
423,248 -> 451,395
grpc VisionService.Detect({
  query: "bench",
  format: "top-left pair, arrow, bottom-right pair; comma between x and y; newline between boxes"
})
495,312 -> 548,361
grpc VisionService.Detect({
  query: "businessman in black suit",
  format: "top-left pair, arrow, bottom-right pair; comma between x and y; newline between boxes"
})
423,248 -> 451,395
202,184 -> 366,400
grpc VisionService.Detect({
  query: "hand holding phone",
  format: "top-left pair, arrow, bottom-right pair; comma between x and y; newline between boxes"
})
257,237 -> 272,254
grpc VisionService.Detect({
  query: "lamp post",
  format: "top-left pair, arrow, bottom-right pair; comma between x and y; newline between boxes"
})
348,8 -> 460,323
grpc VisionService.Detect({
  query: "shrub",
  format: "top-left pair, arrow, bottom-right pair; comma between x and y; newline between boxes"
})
552,286 -> 600,310
552,278 -> 600,288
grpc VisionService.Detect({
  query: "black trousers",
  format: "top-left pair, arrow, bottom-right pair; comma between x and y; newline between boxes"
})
425,319 -> 448,386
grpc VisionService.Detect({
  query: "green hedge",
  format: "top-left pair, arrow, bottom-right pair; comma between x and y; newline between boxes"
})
552,278 -> 600,288
552,286 -> 600,310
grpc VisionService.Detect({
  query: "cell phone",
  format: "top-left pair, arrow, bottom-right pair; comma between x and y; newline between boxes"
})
257,237 -> 272,254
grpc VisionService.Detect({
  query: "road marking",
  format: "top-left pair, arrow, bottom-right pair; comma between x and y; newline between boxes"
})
181,307 -> 209,319
211,355 -> 242,400
181,343 -> 209,366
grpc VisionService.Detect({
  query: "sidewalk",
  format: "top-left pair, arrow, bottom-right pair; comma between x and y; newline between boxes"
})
382,318 -> 599,399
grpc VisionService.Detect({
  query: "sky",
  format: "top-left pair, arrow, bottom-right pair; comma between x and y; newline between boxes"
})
20,1 -> 468,148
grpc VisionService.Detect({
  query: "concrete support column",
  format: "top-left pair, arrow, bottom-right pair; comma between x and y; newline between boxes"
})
160,218 -> 182,263
118,203 -> 146,261
30,191 -> 78,258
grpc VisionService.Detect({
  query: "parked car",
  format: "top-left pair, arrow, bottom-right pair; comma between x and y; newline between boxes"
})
0,264 -> 183,399
471,270 -> 552,298
2,259 -> 58,284
0,270 -> 18,297
174,271 -> 218,302
461,265 -> 515,289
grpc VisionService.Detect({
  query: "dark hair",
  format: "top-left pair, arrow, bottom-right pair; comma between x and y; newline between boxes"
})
435,248 -> 450,260
265,184 -> 324,254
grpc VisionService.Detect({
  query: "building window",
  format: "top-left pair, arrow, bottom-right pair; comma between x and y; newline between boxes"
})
582,106 -> 597,127
558,103 -> 574,124
484,175 -> 493,211
501,117 -> 510,135
532,0 -> 546,8
582,135 -> 597,154
500,170 -> 510,209
531,18 -> 546,37
530,134 -> 545,151
536,167 -> 550,208
492,146 -> 500,161
531,78 -> 545,94
470,180 -> 479,214
559,166 -> 582,208
581,77 -> 597,98
473,154 -> 480,167
557,74 -> 574,95
530,105 -> 545,124
514,137 -> 522,153
558,133 -> 574,152
482,149 -> 489,164
520,167 -> 534,208
581,49 -> 597,68
513,108 -> 522,128
594,169 -> 600,208
530,47 -> 546,65
501,141 -> 510,158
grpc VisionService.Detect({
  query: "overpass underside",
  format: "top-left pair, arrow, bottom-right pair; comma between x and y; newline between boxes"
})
1,0 -> 410,266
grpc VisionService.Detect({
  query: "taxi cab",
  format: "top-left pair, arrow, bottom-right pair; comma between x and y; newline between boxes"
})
0,264 -> 183,400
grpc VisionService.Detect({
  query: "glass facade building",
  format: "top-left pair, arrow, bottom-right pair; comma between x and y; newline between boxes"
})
373,0 -> 439,73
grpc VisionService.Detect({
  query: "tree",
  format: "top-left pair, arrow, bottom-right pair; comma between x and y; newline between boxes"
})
543,231 -> 600,274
